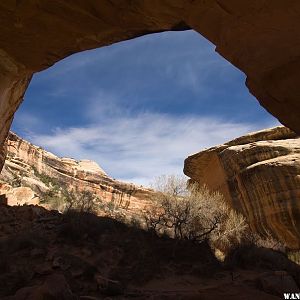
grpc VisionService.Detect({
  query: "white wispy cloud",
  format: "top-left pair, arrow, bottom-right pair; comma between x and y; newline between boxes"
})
23,111 -> 279,187
13,30 -> 281,186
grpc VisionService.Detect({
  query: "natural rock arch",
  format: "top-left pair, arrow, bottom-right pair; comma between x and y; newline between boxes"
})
1,1 -> 300,169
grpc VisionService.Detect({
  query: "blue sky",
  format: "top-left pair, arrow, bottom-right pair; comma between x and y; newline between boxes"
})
12,30 -> 279,186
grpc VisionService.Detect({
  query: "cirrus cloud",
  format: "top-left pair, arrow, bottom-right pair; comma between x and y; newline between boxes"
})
21,111 -> 279,186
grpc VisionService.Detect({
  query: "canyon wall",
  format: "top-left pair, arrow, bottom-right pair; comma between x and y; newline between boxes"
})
1,1 -> 300,169
3,127 -> 300,250
184,126 -> 300,249
0,132 -> 154,219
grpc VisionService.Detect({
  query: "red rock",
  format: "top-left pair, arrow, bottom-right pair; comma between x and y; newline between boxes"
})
0,132 -> 154,218
184,126 -> 300,248
0,1 -> 300,169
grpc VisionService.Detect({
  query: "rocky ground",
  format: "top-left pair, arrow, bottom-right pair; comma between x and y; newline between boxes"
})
0,203 -> 300,299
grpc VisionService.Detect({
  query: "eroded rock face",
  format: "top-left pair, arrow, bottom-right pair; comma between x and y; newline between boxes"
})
0,183 -> 39,206
0,132 -> 154,218
1,1 -> 300,169
184,126 -> 300,249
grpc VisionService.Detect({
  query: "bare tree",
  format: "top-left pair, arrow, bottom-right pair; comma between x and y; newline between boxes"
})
145,175 -> 249,250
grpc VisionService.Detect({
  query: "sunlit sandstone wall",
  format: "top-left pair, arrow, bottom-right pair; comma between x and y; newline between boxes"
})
184,126 -> 300,249
1,1 -> 300,169
1,132 -> 154,216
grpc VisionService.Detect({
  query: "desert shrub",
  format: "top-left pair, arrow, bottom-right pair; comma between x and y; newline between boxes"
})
33,168 -> 62,196
41,184 -> 67,211
11,173 -> 22,188
64,189 -> 99,213
33,169 -> 68,210
41,183 -> 102,214
247,230 -> 286,252
144,175 -> 248,252
57,210 -> 220,285
45,195 -> 66,211
288,250 -> 300,265
33,168 -> 59,188
106,201 -> 118,214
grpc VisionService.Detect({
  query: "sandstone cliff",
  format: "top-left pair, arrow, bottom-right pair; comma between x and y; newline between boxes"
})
1,1 -> 300,171
184,126 -> 300,249
0,132 -> 153,218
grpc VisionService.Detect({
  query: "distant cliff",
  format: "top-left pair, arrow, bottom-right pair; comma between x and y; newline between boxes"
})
184,126 -> 300,249
0,132 -> 154,218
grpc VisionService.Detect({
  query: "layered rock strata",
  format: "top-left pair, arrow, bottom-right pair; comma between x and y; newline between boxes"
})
1,2 -> 300,169
184,126 -> 300,249
0,132 -> 153,218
